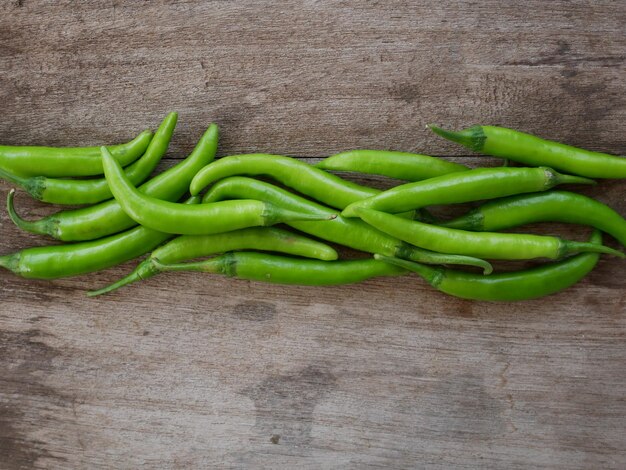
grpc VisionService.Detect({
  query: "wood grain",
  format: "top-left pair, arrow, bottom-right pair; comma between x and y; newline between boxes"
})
1,1 -> 625,468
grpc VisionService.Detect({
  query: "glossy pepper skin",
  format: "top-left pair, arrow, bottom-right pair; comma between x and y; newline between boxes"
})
316,149 -> 469,181
429,124 -> 626,179
0,112 -> 176,205
101,147 -> 336,235
442,190 -> 626,247
0,129 -> 153,177
375,230 -> 604,302
152,252 -> 407,286
0,194 -> 199,280
88,227 -> 339,296
201,176 -> 493,273
189,153 -> 380,209
342,166 -> 595,217
7,123 -> 220,241
356,207 -> 623,260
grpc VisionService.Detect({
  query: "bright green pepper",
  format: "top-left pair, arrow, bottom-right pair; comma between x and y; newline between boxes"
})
101,147 -> 336,235
356,207 -> 623,260
342,166 -> 595,217
316,149 -> 469,181
8,123 -> 219,241
0,128 -> 153,177
442,190 -> 626,247
88,227 -> 339,296
0,194 -> 199,279
375,230 -> 604,301
429,124 -> 626,179
201,176 -> 493,273
0,112 -> 176,205
152,252 -> 407,286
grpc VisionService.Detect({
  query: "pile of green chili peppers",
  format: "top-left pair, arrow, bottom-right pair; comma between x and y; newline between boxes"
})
1,112 -> 624,302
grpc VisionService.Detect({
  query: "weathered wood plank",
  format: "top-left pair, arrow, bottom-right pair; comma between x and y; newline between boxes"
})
1,257 -> 625,468
1,1 -> 625,469
1,1 -> 624,157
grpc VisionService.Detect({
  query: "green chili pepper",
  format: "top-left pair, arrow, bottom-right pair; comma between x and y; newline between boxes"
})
429,124 -> 626,179
0,128 -> 153,177
151,252 -> 406,286
189,153 -> 380,209
101,147 -> 336,235
342,166 -> 595,217
375,230 -> 604,301
442,191 -> 626,247
7,124 -> 219,241
189,152 -> 419,218
316,150 -> 469,181
201,176 -> 493,273
0,113 -> 177,205
0,193 -> 199,279
356,207 -> 623,260
88,227 -> 339,296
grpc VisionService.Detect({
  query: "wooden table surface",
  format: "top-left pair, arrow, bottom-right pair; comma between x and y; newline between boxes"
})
1,1 -> 625,468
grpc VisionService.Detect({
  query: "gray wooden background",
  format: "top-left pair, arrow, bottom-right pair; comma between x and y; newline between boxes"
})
1,1 -> 625,468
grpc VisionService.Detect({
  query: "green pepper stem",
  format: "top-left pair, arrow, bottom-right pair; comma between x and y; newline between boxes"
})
87,259 -> 159,297
395,241 -> 492,274
560,241 -> 624,258
374,254 -> 444,287
6,189 -> 48,235
427,124 -> 486,152
412,251 -> 492,274
551,170 -> 596,186
0,170 -> 47,201
0,167 -> 27,187
0,253 -> 17,272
